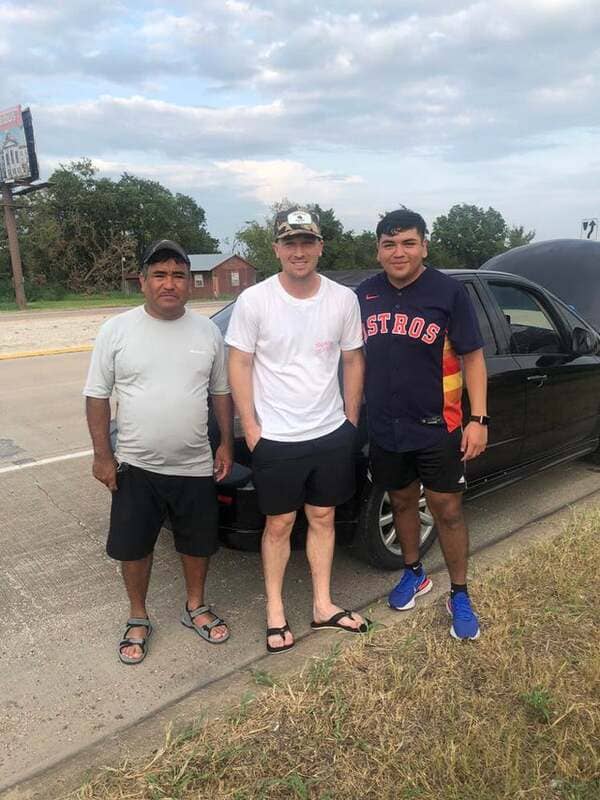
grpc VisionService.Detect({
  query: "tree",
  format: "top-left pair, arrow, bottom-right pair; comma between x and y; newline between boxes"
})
507,225 -> 536,250
3,160 -> 218,292
235,200 -> 377,277
428,204 -> 535,269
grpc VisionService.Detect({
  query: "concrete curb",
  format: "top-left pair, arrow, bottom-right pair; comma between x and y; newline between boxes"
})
0,344 -> 93,361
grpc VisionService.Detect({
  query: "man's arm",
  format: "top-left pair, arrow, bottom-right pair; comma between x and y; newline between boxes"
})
85,396 -> 118,491
210,393 -> 234,482
461,348 -> 488,461
341,347 -> 365,427
227,347 -> 261,451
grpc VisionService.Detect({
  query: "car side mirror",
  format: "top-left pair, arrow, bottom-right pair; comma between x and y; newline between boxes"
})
571,326 -> 599,356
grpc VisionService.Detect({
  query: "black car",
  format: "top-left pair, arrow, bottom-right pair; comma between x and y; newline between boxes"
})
207,268 -> 600,570
483,238 -> 600,333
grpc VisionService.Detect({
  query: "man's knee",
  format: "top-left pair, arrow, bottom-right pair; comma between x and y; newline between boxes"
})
427,494 -> 464,530
264,512 -> 296,540
305,504 -> 335,529
389,482 -> 420,514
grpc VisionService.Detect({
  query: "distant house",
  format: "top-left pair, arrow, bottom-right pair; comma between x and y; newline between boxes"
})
125,252 -> 257,298
188,253 -> 256,299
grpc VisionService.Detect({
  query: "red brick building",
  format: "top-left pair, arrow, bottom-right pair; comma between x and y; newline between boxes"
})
125,252 -> 257,298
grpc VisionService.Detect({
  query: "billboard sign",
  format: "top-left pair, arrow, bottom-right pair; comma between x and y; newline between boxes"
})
0,105 -> 39,184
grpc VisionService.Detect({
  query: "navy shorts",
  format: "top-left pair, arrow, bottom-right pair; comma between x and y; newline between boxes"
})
369,429 -> 466,494
107,463 -> 219,561
251,420 -> 357,516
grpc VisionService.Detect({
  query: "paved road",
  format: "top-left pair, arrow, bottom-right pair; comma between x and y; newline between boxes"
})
2,352 -> 600,792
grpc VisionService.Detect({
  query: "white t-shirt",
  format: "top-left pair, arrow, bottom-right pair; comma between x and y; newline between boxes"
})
83,306 -> 229,476
225,274 -> 363,442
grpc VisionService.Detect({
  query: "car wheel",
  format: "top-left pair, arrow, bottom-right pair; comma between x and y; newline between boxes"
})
353,479 -> 438,570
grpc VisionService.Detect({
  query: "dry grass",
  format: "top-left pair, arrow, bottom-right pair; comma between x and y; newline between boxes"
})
75,512 -> 600,800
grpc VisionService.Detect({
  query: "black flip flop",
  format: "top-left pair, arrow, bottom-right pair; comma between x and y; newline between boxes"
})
266,621 -> 294,654
311,609 -> 371,634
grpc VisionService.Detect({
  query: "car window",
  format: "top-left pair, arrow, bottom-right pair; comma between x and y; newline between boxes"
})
463,282 -> 498,356
557,301 -> 592,332
488,283 -> 564,355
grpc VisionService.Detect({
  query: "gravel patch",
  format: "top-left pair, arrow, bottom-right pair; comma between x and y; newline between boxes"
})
0,303 -> 227,355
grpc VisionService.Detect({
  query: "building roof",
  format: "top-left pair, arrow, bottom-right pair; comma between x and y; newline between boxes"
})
189,252 -> 255,272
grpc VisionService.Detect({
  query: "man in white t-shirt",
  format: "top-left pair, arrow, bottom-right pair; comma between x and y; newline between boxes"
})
226,207 -> 369,654
84,239 -> 233,665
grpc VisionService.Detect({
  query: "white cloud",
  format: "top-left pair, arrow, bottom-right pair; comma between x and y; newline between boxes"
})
2,0 -> 600,243
215,159 -> 364,204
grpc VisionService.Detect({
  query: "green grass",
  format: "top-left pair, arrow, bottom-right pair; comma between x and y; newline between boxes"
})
0,292 -> 143,312
0,292 -> 229,312
74,510 -> 600,800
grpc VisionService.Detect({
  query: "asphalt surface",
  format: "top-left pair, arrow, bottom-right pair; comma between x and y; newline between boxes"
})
2,349 -> 600,794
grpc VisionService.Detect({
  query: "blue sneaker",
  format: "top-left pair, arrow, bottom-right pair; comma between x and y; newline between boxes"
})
446,593 -> 480,640
388,568 -> 432,611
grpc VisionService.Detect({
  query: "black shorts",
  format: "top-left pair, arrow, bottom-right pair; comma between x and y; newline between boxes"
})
369,429 -> 466,494
251,420 -> 357,516
107,463 -> 219,561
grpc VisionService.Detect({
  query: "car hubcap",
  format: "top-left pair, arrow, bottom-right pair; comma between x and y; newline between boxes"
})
378,487 -> 435,555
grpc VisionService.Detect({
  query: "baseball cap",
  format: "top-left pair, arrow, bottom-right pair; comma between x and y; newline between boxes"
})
273,207 -> 323,240
141,239 -> 191,267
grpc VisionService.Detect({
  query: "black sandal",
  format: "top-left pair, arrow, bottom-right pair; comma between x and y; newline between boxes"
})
266,621 -> 294,654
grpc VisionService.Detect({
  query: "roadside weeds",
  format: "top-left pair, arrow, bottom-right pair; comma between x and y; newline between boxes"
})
74,511 -> 600,800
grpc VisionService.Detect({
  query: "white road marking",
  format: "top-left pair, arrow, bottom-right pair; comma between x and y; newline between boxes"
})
0,449 -> 93,474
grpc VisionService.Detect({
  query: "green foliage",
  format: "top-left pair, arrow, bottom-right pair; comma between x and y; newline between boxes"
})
429,203 -> 535,269
250,669 -> 278,687
520,685 -> 554,723
235,199 -> 377,277
1,159 -> 218,294
507,224 -> 536,249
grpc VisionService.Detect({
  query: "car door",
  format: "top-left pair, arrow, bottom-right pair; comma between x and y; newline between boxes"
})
457,276 -> 526,485
484,276 -> 597,462
552,301 -> 600,447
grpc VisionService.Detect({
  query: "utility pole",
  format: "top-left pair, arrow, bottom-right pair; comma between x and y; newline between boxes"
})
1,183 -> 27,309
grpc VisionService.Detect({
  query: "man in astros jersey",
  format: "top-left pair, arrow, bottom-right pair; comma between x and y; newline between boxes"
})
357,209 -> 488,640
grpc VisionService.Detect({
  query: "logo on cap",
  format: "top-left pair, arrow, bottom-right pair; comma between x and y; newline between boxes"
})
287,211 -> 313,226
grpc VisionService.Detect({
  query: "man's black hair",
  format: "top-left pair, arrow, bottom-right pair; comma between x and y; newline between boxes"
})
376,209 -> 428,241
141,249 -> 189,275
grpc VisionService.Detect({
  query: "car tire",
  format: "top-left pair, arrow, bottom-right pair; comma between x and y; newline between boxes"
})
353,479 -> 438,570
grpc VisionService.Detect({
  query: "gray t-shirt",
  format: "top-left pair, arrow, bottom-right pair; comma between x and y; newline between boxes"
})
84,306 -> 229,477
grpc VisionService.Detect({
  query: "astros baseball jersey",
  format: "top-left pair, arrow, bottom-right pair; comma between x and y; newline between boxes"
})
357,268 -> 484,452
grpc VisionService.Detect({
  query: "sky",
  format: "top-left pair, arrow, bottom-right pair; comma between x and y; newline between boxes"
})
1,0 -> 599,249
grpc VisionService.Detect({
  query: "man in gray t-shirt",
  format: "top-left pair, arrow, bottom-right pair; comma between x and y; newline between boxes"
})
84,239 -> 233,665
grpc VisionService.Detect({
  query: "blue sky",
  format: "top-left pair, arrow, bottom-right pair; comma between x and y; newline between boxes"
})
1,0 -> 599,249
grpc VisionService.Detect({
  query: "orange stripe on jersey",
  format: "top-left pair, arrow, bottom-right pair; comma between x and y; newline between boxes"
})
442,336 -> 463,431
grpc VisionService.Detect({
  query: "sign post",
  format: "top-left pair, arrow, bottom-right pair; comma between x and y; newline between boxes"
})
1,183 -> 26,309
0,104 -> 40,309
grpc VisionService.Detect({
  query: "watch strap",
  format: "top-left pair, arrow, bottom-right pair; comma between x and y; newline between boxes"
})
469,414 -> 489,425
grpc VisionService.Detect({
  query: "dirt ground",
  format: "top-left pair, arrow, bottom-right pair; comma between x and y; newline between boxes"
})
0,303 -> 226,355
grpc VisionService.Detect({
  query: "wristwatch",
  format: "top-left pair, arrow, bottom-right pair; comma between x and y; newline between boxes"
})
469,415 -> 490,425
